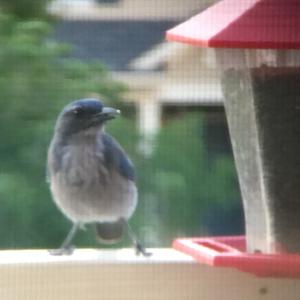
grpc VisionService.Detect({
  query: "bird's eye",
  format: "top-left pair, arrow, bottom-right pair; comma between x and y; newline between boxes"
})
72,108 -> 82,116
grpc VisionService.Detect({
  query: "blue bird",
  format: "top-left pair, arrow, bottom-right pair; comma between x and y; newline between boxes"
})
47,98 -> 150,256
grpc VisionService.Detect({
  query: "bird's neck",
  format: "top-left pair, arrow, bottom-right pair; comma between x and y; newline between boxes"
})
57,126 -> 105,146
79,126 -> 105,137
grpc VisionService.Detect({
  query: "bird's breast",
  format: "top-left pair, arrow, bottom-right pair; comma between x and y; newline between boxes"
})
49,141 -> 137,223
61,143 -> 108,187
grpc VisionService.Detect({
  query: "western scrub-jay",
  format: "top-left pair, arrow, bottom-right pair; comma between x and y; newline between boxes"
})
47,98 -> 150,256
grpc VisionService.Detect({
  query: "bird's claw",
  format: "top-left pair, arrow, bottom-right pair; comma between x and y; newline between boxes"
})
49,246 -> 75,256
135,242 -> 152,257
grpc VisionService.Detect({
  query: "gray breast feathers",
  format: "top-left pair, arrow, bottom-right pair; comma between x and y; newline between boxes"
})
47,134 -> 137,223
61,143 -> 109,187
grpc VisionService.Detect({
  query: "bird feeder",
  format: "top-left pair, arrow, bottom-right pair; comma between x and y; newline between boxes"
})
166,0 -> 300,277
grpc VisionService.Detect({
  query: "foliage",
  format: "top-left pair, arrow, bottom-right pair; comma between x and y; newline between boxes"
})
0,0 -> 50,20
133,115 -> 240,246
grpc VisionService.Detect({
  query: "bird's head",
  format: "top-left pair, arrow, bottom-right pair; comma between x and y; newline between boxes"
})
54,98 -> 120,136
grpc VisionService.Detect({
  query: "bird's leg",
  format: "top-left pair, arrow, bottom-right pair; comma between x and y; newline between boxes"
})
49,223 -> 80,256
122,219 -> 152,257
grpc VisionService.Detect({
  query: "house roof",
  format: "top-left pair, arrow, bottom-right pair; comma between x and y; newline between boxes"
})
129,42 -> 183,71
167,0 -> 300,49
49,0 -> 209,21
54,20 -> 177,71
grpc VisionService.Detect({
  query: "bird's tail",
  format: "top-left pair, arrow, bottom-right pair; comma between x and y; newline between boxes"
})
95,219 -> 125,244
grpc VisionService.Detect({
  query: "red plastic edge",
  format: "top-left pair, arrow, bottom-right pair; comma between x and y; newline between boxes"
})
173,236 -> 300,278
166,0 -> 300,49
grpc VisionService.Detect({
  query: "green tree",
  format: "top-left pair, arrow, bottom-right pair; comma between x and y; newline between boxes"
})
0,0 -> 50,19
134,115 -> 240,246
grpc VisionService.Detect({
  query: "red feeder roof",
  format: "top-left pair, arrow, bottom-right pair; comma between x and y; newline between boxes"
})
166,0 -> 300,49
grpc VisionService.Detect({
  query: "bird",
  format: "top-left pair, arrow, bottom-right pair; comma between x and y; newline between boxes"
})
47,98 -> 150,256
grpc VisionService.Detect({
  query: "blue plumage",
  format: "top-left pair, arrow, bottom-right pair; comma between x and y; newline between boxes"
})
64,98 -> 104,114
101,134 -> 135,181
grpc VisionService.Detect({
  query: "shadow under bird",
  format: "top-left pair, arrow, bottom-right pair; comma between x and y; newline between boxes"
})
47,98 -> 150,256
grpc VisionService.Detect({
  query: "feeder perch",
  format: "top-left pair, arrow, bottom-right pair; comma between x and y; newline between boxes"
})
167,0 -> 300,277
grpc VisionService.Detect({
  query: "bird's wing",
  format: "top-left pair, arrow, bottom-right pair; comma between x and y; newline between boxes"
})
101,133 -> 135,181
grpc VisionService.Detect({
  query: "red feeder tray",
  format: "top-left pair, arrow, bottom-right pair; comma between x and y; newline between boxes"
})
173,236 -> 300,278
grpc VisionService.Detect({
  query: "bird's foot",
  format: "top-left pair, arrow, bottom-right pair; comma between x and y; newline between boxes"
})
135,242 -> 152,257
49,246 -> 75,256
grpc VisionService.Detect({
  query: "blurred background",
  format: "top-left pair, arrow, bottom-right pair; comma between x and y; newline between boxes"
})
0,0 -> 244,249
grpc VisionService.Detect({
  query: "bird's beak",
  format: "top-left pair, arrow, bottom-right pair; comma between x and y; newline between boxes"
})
96,107 -> 121,121
102,107 -> 121,116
